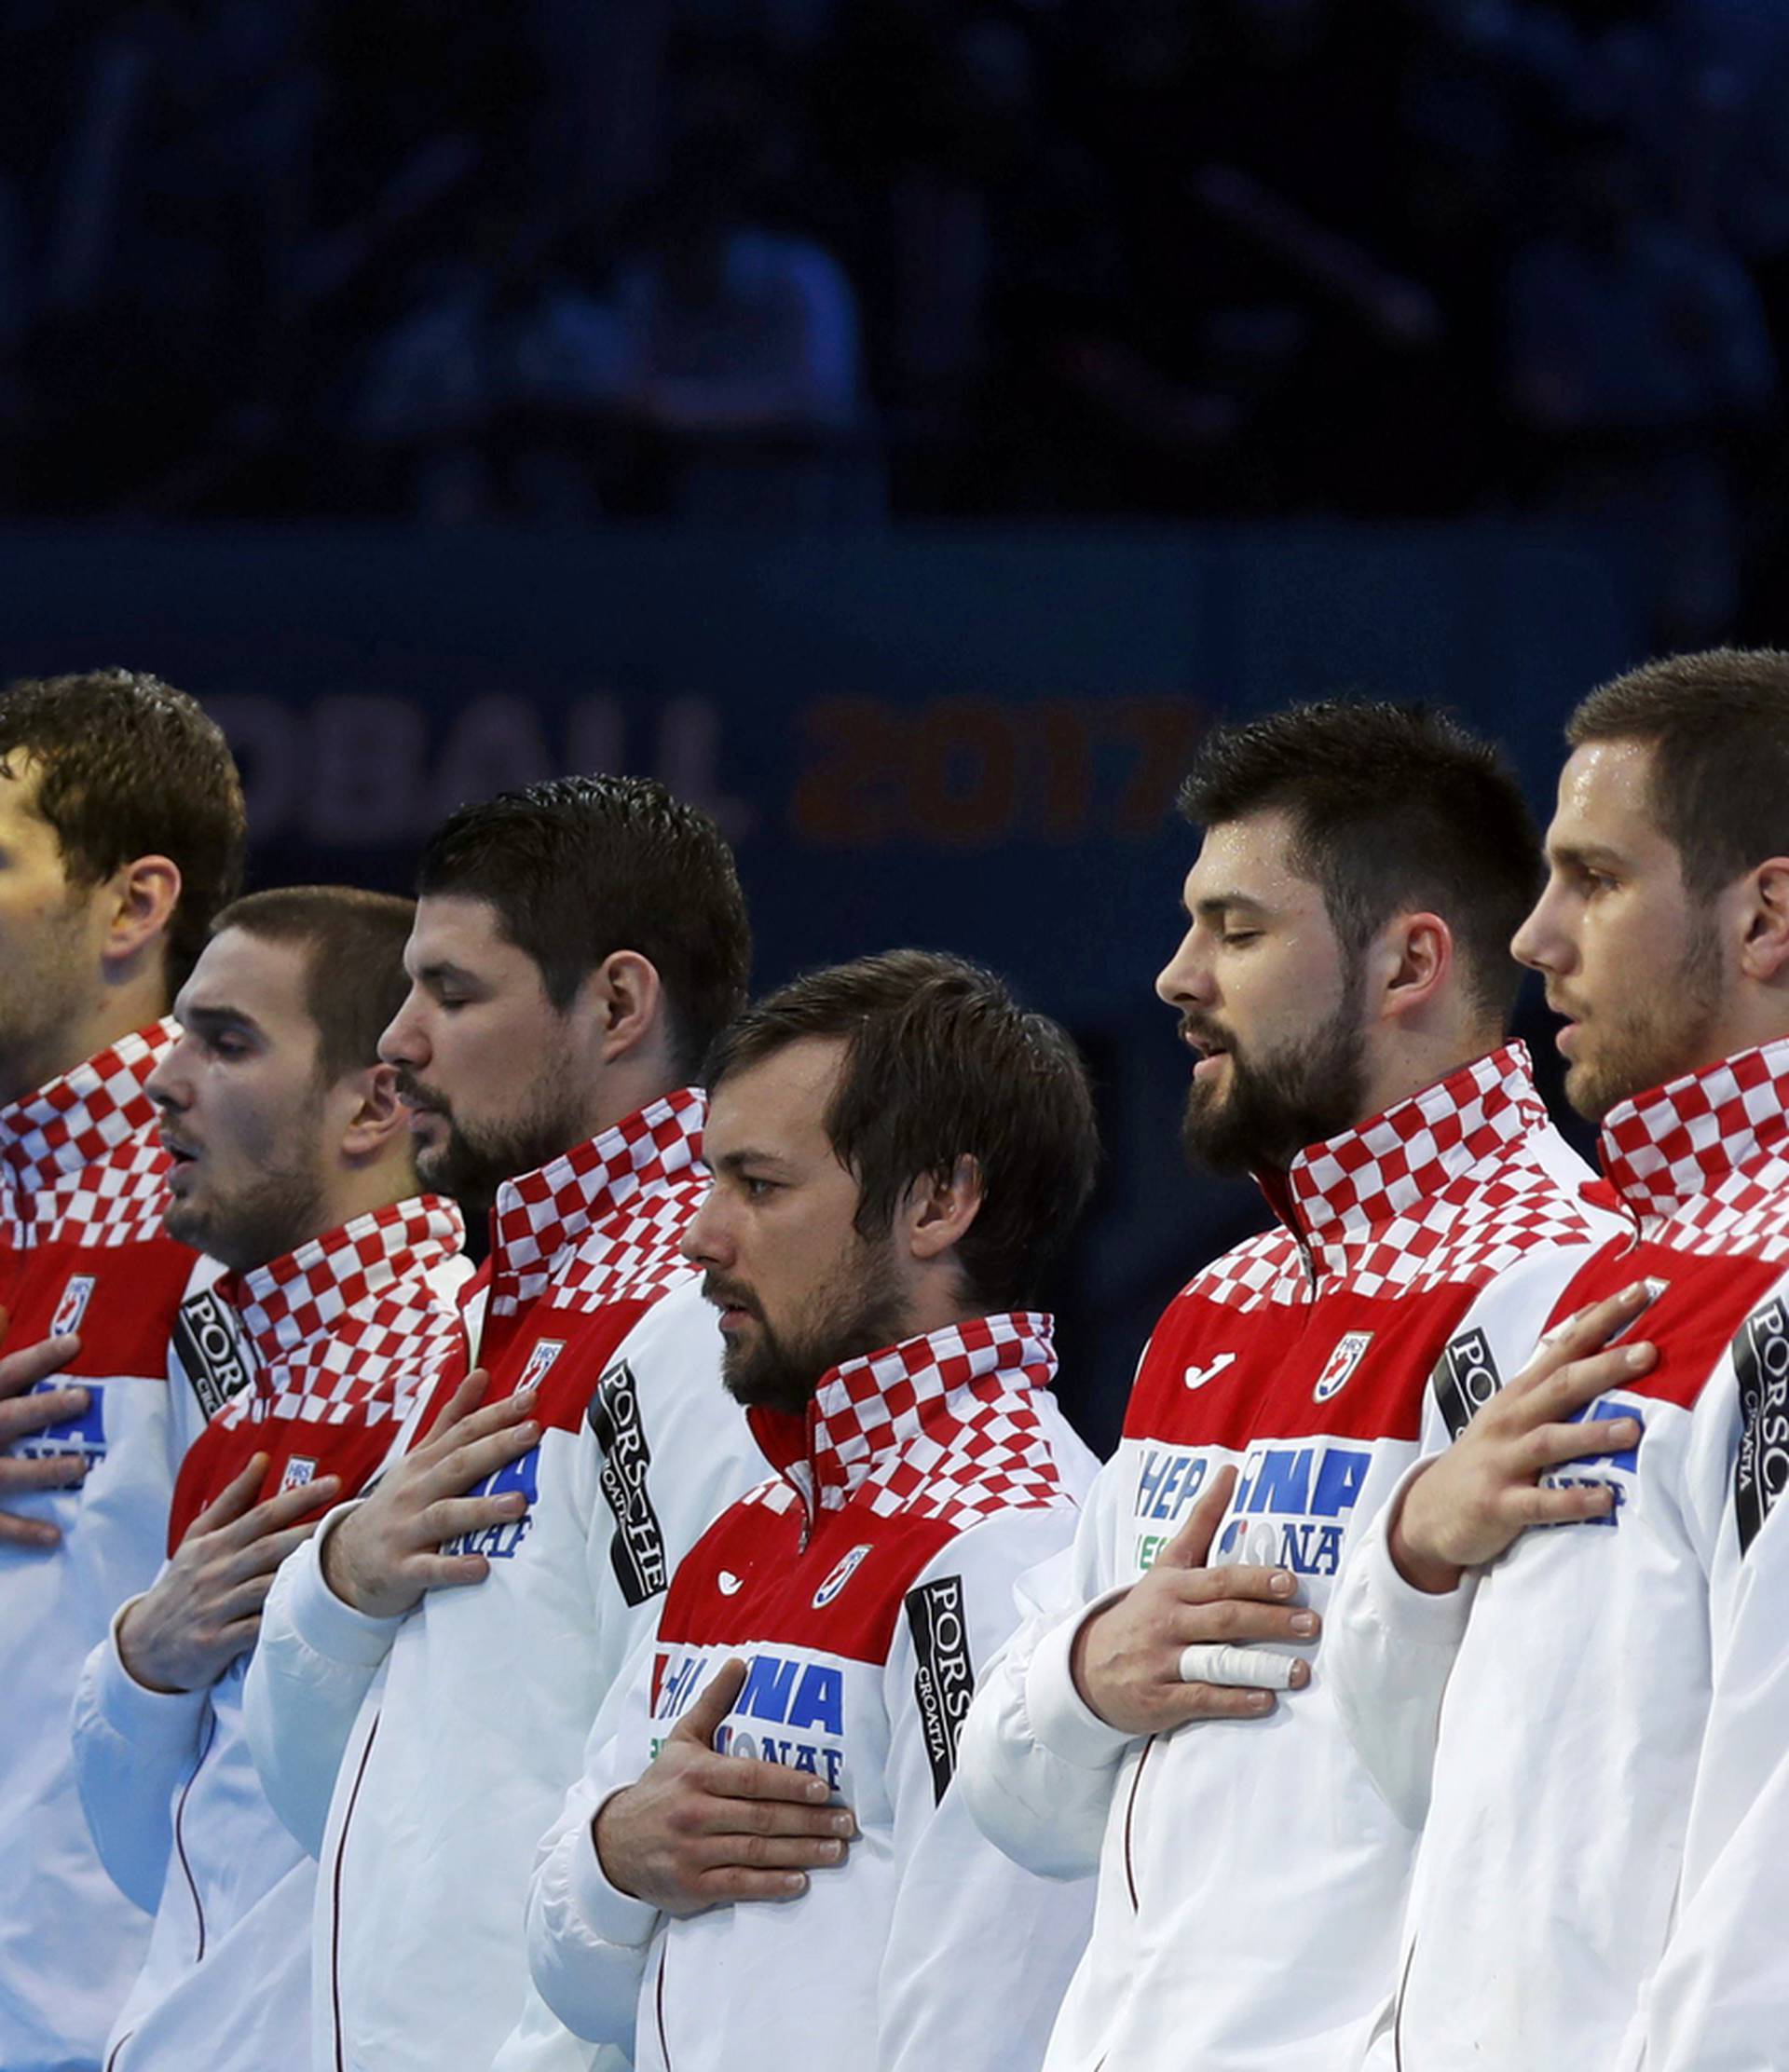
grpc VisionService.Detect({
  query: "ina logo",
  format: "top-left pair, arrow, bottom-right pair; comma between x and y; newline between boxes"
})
1315,1330 -> 1373,1402
51,1275 -> 96,1338
280,1455 -> 319,1493
519,1339 -> 566,1392
813,1543 -> 873,1609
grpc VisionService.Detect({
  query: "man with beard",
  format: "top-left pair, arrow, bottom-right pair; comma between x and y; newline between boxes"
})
524,951 -> 1101,2072
956,701 -> 1632,2072
72,887 -> 469,2072
244,776 -> 767,2072
1325,650 -> 1789,2071
0,667 -> 246,2072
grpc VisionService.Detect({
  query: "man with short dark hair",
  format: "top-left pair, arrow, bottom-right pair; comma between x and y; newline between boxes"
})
957,702 -> 1624,2072
71,885 -> 468,2072
525,950 -> 1101,2072
245,777 -> 768,2072
1326,648 -> 1789,2071
0,666 -> 247,2072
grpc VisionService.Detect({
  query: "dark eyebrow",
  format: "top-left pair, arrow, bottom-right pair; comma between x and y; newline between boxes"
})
1550,840 -> 1626,874
413,960 -> 481,989
181,1002 -> 267,1043
713,1148 -> 799,1179
1190,893 -> 1273,923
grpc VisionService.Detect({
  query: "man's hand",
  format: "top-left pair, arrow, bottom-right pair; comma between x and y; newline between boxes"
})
1070,1465 -> 1318,1736
0,1310 -> 88,1550
594,1657 -> 857,1918
1390,1282 -> 1655,1595
116,1454 -> 342,1693
321,1370 -> 539,1619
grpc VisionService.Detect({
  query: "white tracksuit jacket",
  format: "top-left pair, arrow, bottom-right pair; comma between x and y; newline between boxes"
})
71,1200 -> 469,2072
955,1046 -> 1618,2072
1327,1037 -> 1789,2072
243,1091 -> 767,2072
0,1023 -> 226,2072
526,1313 -> 1099,2072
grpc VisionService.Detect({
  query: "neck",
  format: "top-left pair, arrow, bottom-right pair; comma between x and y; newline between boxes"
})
569,1056 -> 686,1153
252,1154 -> 424,1275
1356,1021 -> 1505,1131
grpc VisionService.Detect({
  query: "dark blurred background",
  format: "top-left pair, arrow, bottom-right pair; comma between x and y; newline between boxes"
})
4,0 -> 1782,1446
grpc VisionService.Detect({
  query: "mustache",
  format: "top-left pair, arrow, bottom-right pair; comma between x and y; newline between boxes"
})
702,1273 -> 761,1317
1179,1013 -> 1235,1051
394,1068 -> 451,1115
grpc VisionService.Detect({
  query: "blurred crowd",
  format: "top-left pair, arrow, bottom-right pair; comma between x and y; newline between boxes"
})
5,0 -> 1789,635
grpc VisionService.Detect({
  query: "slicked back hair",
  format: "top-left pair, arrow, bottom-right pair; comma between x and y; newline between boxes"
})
417,776 -> 751,1083
1179,701 -> 1541,1022
212,887 -> 417,1086
1567,648 -> 1789,902
704,950 -> 1100,1314
0,668 -> 247,993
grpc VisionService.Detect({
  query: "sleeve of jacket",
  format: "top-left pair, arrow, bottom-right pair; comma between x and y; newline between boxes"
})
526,1623 -> 664,2052
878,1511 -> 1097,2072
574,1281 -> 765,1701
71,1591 -> 212,1913
1615,1283 -> 1789,2072
241,1499 -> 406,1856
1324,1246 -> 1597,1828
955,1452 -> 1138,1878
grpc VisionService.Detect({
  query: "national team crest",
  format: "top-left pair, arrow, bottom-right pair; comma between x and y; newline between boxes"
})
519,1339 -> 566,1392
51,1275 -> 96,1337
813,1543 -> 873,1608
280,1455 -> 319,1493
1314,1330 -> 1373,1402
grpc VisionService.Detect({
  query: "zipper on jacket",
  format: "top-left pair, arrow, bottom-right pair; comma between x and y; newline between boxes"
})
1392,1936 -> 1416,2071
654,1942 -> 672,2069
174,1712 -> 218,1962
1121,1737 -> 1156,1912
330,1713 -> 381,2072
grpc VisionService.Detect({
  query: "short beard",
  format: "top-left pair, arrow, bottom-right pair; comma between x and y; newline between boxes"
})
1181,961 -> 1370,1178
1565,919 -> 1725,1123
404,1072 -> 589,1216
709,1246 -> 910,1419
165,1151 -> 330,1276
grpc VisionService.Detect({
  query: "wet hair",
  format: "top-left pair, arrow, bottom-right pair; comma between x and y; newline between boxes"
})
704,949 -> 1100,1313
1179,700 -> 1541,1020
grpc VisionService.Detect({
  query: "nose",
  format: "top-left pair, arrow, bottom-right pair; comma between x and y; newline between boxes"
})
379,988 -> 429,1070
1511,876 -> 1569,975
145,1037 -> 193,1117
1155,923 -> 1215,1012
680,1187 -> 734,1271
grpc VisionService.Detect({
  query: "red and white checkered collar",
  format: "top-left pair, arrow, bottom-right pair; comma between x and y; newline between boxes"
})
221,1196 -> 465,1375
0,1019 -> 175,1194
1272,1043 -> 1547,1259
488,1087 -> 705,1303
751,1311 -> 1058,1521
1599,1039 -> 1789,1224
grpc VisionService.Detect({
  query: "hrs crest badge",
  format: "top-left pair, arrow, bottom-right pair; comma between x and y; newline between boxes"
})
51,1275 -> 96,1338
518,1339 -> 566,1392
1314,1330 -> 1373,1403
813,1543 -> 873,1609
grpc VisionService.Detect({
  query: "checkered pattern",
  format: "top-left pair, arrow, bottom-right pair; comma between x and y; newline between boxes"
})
488,1087 -> 706,1317
0,1020 -> 177,1249
1192,1044 -> 1606,1311
791,1312 -> 1067,1534
216,1196 -> 466,1428
1599,1037 -> 1789,1260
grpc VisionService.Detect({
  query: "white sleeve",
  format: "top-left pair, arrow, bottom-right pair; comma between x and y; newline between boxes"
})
241,1500 -> 405,1856
1618,1291 -> 1789,2072
70,1593 -> 211,1913
956,1456 -> 1136,1878
878,1515 -> 1095,2072
526,1625 -> 663,2052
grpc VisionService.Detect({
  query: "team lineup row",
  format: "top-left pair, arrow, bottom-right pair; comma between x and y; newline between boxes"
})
0,653 -> 1779,2072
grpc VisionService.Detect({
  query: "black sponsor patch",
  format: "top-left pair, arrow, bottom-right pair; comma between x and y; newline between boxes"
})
904,1574 -> 976,1805
1432,1327 -> 1504,1442
172,1288 -> 253,1421
586,1361 -> 668,1606
1734,1295 -> 1789,1556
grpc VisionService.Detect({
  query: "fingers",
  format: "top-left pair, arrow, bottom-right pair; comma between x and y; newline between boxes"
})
1536,1343 -> 1655,1422
415,1368 -> 495,1447
1177,1642 -> 1304,1691
673,1657 -> 751,1749
187,1454 -> 272,1539
1166,1563 -> 1298,1608
421,1419 -> 539,1503
0,1452 -> 89,1493
1168,1598 -> 1318,1649
1523,1282 -> 1655,1387
232,1474 -> 343,1543
419,1375 -> 529,1459
686,1866 -> 811,1904
240,1519 -> 328,1576
403,1551 -> 492,1593
0,1332 -> 79,1401
414,1492 -> 528,1547
1157,1463 -> 1239,1570
691,1781 -> 855,1839
1153,1681 -> 1288,1728
1520,1415 -> 1642,1476
0,1382 -> 89,1443
1499,1480 -> 1618,1529
0,1507 -> 61,1549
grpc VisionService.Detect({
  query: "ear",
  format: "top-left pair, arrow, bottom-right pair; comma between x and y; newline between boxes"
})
101,855 -> 182,975
1371,911 -> 1454,1026
336,1062 -> 411,1165
902,1154 -> 986,1266
582,951 -> 665,1065
1737,859 -> 1789,983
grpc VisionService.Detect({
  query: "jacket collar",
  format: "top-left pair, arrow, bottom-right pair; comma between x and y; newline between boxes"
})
749,1310 -> 1058,1524
1257,1043 -> 1546,1271
222,1196 -> 465,1377
0,1019 -> 175,1193
489,1087 -> 705,1308
1599,1037 -> 1789,1224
